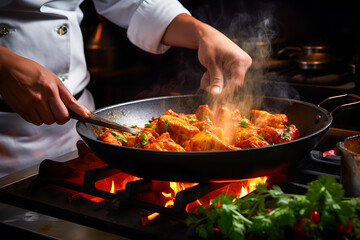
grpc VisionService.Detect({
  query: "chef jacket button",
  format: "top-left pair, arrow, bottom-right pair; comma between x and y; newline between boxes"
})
0,26 -> 9,38
57,74 -> 70,88
57,24 -> 68,35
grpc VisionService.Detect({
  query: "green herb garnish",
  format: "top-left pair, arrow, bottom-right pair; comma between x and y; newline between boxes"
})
129,125 -> 137,128
285,125 -> 291,132
258,134 -> 265,141
187,115 -> 196,122
279,132 -> 290,139
164,119 -> 169,132
205,116 -> 213,125
145,123 -> 155,129
140,133 -> 148,145
110,130 -> 127,143
238,117 -> 249,128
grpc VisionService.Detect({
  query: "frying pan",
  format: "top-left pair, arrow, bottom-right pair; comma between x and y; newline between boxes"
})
76,95 -> 332,183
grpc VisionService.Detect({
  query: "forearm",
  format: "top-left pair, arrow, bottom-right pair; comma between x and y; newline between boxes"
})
161,13 -> 206,50
0,46 -> 13,73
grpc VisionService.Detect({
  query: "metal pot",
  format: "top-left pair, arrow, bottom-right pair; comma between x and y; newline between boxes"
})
337,135 -> 360,197
277,44 -> 342,70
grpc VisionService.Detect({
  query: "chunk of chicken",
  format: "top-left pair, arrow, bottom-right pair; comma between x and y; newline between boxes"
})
156,115 -> 200,145
258,124 -> 299,144
123,134 -> 136,147
140,132 -> 185,151
195,105 -> 214,122
191,120 -> 225,140
161,109 -> 191,123
184,130 -> 238,151
236,136 -> 270,149
98,131 -> 123,146
134,129 -> 159,148
233,127 -> 259,146
214,105 -> 242,127
250,110 -> 288,128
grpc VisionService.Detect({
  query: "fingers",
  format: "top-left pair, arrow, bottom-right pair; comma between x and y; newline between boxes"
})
48,94 -> 69,124
201,55 -> 252,96
59,86 -> 91,120
200,65 -> 224,96
23,89 -> 89,125
18,111 -> 42,126
228,52 -> 253,88
36,104 -> 56,125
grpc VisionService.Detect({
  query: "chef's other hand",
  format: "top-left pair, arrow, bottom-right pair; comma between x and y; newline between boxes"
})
161,14 -> 252,95
0,46 -> 90,125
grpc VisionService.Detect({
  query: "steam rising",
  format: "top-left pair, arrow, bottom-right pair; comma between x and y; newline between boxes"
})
135,3 -> 300,118
205,6 -> 280,117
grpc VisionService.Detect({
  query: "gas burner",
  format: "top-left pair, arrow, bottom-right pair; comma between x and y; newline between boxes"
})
0,134 -> 351,239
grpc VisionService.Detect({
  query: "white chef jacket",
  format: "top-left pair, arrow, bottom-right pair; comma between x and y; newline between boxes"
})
0,0 -> 190,177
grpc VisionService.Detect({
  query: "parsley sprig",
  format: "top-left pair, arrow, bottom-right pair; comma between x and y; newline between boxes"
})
186,176 -> 360,240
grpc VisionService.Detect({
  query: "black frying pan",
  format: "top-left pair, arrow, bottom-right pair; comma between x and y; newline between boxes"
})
76,95 -> 332,182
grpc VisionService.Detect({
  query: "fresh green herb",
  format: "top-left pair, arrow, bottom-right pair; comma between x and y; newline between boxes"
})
164,119 -> 169,132
129,125 -> 137,128
238,117 -> 249,128
122,133 -> 128,140
110,130 -> 127,143
285,125 -> 291,132
145,123 -> 155,129
205,116 -> 213,125
279,132 -> 290,139
258,134 -> 265,141
205,130 -> 212,134
188,115 -> 196,122
140,133 -> 148,145
187,176 -> 360,240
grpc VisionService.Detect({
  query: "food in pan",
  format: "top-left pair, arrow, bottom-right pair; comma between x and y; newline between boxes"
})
95,105 -> 299,152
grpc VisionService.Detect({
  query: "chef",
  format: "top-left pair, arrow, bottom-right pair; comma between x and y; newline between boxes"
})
0,0 -> 252,177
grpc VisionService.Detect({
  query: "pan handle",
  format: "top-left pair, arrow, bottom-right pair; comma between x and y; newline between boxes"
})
318,93 -> 360,115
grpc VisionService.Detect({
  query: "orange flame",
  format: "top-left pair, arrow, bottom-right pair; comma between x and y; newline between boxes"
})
110,180 -> 115,194
73,171 -> 267,222
143,176 -> 268,223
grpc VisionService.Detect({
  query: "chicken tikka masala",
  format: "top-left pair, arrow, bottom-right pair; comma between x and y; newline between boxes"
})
96,105 -> 299,152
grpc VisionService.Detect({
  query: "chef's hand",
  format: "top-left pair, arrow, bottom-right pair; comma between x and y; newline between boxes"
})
0,46 -> 91,125
161,14 -> 252,95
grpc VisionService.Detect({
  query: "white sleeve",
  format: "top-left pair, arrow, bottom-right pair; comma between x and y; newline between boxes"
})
93,0 -> 191,54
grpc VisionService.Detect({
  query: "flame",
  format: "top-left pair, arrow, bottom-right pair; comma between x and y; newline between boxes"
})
85,172 -> 142,202
142,176 -> 268,223
110,180 -> 115,194
66,171 -> 267,221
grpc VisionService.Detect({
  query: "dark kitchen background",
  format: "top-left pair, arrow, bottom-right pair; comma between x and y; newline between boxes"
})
1,1 -> 360,239
80,0 -> 359,130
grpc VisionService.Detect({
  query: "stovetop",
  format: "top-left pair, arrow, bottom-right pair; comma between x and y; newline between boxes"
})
0,127 -> 359,239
